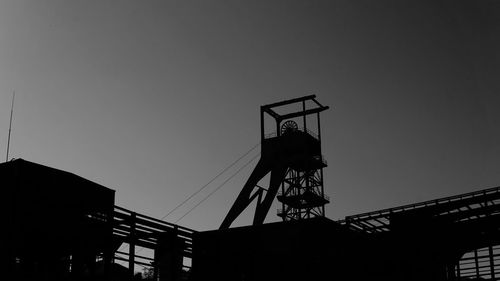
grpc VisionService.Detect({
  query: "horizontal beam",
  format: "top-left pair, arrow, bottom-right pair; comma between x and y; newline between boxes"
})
114,256 -> 153,267
114,212 -> 195,238
114,205 -> 196,234
279,106 -> 329,121
262,95 -> 316,109
261,107 -> 280,120
347,186 -> 500,222
116,250 -> 155,262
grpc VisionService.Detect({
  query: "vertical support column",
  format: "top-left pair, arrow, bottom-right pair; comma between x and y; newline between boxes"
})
489,246 -> 495,280
316,112 -> 322,143
302,100 -> 307,131
153,257 -> 159,281
276,119 -> 281,138
128,212 -> 136,277
317,112 -> 326,216
260,107 -> 265,141
154,227 -> 185,281
474,249 -> 480,279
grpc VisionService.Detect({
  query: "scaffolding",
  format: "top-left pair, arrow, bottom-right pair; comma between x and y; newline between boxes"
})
112,206 -> 195,280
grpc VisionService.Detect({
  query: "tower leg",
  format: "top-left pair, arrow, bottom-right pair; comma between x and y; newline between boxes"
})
220,159 -> 271,229
253,166 -> 288,225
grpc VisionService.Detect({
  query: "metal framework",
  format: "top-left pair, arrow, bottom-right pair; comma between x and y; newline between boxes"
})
0,159 -> 116,281
113,206 -> 196,281
457,245 -> 500,280
340,186 -> 500,280
342,186 -> 500,234
220,95 -> 329,229
0,159 -> 196,281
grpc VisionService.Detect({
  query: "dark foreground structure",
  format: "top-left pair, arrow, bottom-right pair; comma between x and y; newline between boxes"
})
0,159 -> 195,281
195,96 -> 500,280
0,159 -> 115,281
193,186 -> 500,281
1,97 -> 499,281
1,160 -> 499,281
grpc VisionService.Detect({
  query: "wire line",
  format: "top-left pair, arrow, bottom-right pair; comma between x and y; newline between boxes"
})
160,142 -> 260,220
174,153 -> 260,224
134,148 -> 260,256
133,143 -> 260,256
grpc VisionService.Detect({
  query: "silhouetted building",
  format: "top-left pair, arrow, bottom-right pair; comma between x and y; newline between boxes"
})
192,186 -> 500,281
0,158 -> 115,281
193,217 -> 372,281
3,97 -> 499,281
0,159 -> 194,281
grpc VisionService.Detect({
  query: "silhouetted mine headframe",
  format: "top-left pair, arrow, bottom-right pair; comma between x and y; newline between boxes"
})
220,95 -> 330,229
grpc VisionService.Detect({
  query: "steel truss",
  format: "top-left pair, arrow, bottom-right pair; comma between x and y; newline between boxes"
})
113,206 -> 196,281
277,168 -> 328,221
219,95 -> 330,229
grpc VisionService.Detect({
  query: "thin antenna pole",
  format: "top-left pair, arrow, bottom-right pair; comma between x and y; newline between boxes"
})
6,91 -> 15,162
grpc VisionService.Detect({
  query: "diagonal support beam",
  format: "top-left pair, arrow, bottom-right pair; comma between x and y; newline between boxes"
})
253,166 -> 288,225
219,159 -> 271,229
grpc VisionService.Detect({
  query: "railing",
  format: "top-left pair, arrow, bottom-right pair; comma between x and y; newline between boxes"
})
342,186 -> 500,234
347,186 -> 500,222
263,127 -> 320,140
277,190 -> 330,202
277,207 -> 325,218
113,205 -> 196,275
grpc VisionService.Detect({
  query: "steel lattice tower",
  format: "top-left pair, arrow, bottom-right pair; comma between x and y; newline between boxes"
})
220,95 -> 329,229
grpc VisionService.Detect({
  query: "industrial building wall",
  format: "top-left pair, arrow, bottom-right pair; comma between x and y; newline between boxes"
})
191,217 -> 462,281
192,218 -> 379,281
0,159 -> 115,281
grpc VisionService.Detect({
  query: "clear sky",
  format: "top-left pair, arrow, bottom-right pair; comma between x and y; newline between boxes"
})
0,0 -> 499,231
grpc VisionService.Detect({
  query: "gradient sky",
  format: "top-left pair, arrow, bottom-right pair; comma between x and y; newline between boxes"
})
0,0 -> 499,231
